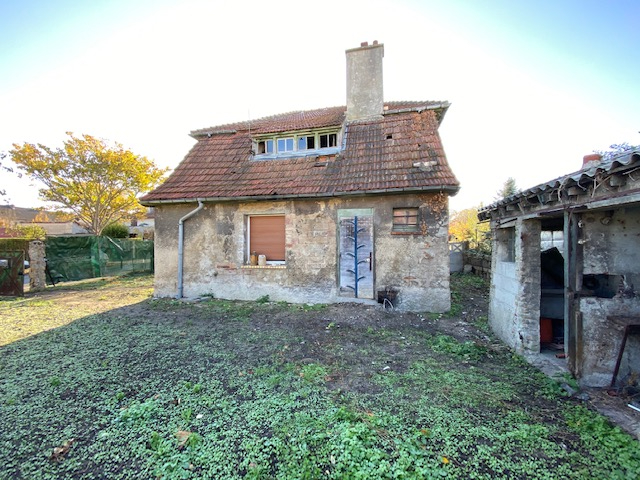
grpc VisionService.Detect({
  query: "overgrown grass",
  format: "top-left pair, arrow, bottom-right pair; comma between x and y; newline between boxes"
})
0,274 -> 638,479
447,272 -> 488,317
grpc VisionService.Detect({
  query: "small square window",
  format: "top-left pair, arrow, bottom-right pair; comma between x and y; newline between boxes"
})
393,208 -> 419,233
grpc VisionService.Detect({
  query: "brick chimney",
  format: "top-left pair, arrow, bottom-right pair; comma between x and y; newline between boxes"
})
346,41 -> 384,121
582,153 -> 602,169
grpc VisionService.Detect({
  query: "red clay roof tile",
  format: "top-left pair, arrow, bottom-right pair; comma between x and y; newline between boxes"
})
141,103 -> 459,203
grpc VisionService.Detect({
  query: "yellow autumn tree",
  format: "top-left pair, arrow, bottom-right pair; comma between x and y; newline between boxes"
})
10,133 -> 167,235
449,206 -> 490,252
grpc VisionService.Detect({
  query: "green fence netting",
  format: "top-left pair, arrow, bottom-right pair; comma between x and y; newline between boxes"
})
46,236 -> 154,282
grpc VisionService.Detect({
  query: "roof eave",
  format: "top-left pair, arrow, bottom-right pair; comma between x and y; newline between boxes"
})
478,150 -> 640,221
140,185 -> 460,207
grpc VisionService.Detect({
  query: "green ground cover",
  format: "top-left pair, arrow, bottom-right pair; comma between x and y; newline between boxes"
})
0,273 -> 638,479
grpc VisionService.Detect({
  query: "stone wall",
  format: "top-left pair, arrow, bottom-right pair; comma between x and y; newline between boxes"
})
153,193 -> 451,312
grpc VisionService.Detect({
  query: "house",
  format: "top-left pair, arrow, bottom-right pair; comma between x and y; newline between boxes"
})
478,149 -> 640,387
140,42 -> 459,312
25,221 -> 88,236
0,205 -> 88,237
129,208 -> 155,239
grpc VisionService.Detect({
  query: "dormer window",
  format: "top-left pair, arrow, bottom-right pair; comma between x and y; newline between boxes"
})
254,129 -> 340,159
298,135 -> 315,150
319,133 -> 337,148
257,140 -> 274,154
277,137 -> 294,152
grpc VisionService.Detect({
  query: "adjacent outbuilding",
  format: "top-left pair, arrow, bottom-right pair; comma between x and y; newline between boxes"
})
479,149 -> 640,387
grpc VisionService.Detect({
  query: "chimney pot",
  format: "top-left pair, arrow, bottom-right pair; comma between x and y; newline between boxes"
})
373,40 -> 378,45
582,153 -> 602,168
361,41 -> 368,47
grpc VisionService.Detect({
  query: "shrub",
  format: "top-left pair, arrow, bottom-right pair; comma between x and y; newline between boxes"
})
14,224 -> 47,240
101,223 -> 130,238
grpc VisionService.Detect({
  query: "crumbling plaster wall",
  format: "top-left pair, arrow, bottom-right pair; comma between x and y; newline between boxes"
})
578,207 -> 640,387
489,219 -> 541,354
152,193 -> 451,312
579,297 -> 640,386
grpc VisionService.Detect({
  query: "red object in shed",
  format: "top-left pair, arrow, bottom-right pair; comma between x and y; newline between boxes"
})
540,318 -> 553,343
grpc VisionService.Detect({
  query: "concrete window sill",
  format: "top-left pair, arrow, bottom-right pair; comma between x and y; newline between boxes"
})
241,265 -> 287,270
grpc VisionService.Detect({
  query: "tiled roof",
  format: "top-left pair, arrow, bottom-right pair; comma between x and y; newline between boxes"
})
0,205 -> 66,223
141,102 -> 459,204
189,101 -> 448,138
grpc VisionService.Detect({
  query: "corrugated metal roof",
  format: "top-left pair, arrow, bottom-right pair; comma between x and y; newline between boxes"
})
479,149 -> 640,219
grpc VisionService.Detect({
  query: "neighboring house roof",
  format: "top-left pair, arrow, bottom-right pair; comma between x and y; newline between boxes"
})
0,205 -> 69,223
21,221 -> 89,236
0,226 -> 19,238
141,102 -> 459,204
0,205 -> 43,223
478,149 -> 640,221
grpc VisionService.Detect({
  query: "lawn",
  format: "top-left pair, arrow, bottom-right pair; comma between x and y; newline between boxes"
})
0,273 -> 638,479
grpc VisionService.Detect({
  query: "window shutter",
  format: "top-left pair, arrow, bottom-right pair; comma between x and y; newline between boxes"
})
250,216 -> 285,261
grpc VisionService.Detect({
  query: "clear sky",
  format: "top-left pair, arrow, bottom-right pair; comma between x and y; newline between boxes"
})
1,0 -> 638,212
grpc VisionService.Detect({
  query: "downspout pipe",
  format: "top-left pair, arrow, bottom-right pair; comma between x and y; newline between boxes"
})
177,199 -> 204,298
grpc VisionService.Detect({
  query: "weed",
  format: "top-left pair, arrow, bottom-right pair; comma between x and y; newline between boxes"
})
300,303 -> 327,312
49,376 -> 61,387
537,375 -> 570,399
556,372 -> 580,391
119,398 -> 160,424
474,315 -> 490,333
299,363 -> 328,383
426,333 -> 488,361
181,408 -> 193,423
256,295 -> 270,304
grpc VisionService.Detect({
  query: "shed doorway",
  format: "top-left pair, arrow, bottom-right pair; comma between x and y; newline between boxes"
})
540,219 -> 565,356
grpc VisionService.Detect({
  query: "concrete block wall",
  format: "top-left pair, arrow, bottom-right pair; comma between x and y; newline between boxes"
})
514,219 -> 542,353
489,219 -> 541,354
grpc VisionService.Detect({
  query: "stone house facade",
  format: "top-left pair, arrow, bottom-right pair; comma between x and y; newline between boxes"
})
141,42 -> 459,312
479,150 -> 640,387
